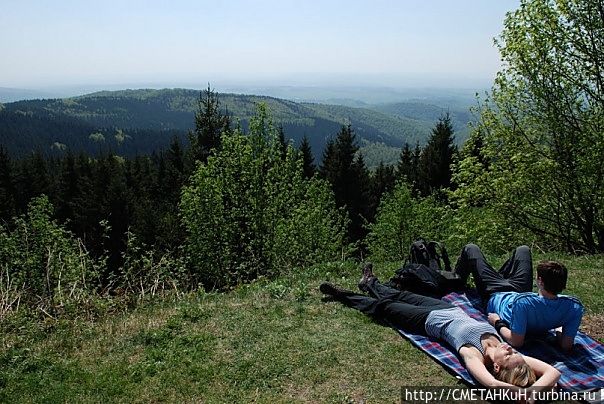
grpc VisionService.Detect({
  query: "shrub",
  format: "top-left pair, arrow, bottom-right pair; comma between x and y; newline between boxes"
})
367,178 -> 536,263
365,183 -> 415,262
180,104 -> 347,290
116,231 -> 188,299
0,196 -> 99,319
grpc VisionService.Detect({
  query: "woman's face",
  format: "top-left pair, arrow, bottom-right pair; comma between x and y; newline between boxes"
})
493,343 -> 525,369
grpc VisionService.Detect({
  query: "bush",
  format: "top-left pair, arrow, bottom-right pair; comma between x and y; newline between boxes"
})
116,231 -> 188,299
180,104 -> 347,290
367,175 -> 540,262
446,206 -> 532,256
365,183 -> 416,262
0,196 -> 99,319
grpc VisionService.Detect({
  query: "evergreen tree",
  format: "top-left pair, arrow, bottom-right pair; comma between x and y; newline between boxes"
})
418,113 -> 457,196
0,146 -> 15,220
298,135 -> 316,178
397,142 -> 414,184
166,136 -> 185,200
319,139 -> 337,181
350,152 -> 373,242
158,136 -> 186,249
187,85 -> 230,167
16,151 -> 51,209
319,125 -> 372,244
277,125 -> 288,160
101,155 -> 130,281
411,142 -> 422,193
69,153 -> 99,240
55,151 -> 80,224
372,162 -> 396,211
125,156 -> 157,247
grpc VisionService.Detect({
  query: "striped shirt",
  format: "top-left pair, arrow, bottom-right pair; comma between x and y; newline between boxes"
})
425,307 -> 501,354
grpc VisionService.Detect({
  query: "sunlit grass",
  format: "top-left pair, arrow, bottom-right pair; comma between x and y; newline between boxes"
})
1,254 -> 602,402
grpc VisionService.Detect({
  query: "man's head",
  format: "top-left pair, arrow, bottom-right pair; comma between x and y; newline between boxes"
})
536,261 -> 567,295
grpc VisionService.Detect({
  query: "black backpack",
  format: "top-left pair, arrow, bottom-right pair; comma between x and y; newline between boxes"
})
387,239 -> 463,297
407,238 -> 451,272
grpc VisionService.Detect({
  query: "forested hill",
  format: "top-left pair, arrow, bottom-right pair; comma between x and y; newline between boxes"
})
0,88 -> 472,165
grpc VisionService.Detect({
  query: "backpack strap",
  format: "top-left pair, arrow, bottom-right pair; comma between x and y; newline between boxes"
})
427,241 -> 452,272
408,239 -> 430,267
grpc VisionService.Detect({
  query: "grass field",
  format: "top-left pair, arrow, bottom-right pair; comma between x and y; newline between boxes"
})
1,253 -> 603,402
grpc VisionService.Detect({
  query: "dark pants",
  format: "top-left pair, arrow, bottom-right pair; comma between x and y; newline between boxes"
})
331,279 -> 453,335
454,244 -> 533,300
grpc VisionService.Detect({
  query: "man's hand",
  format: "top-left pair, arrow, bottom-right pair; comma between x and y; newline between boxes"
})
488,312 -> 501,326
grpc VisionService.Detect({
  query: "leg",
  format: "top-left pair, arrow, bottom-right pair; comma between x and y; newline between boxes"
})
380,301 -> 435,335
455,244 -> 514,299
335,290 -> 437,334
321,282 -> 449,334
366,278 -> 453,311
498,245 -> 533,292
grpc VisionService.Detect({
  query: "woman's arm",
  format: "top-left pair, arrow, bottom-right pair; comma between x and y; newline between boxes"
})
522,355 -> 561,388
459,346 -> 515,388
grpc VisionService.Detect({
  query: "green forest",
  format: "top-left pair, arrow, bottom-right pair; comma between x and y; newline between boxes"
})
1,0 -> 603,401
0,87 -> 472,167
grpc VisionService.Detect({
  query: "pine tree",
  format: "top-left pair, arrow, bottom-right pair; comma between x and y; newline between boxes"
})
100,154 -> 131,281
411,142 -> 422,193
187,85 -> 230,167
166,136 -> 185,199
418,113 -> 457,196
319,139 -> 337,182
55,151 -> 80,224
397,142 -> 414,184
319,125 -> 372,244
70,153 -> 98,240
16,151 -> 51,209
372,162 -> 396,210
350,152 -> 373,243
277,125 -> 288,160
0,146 -> 15,220
298,135 -> 316,178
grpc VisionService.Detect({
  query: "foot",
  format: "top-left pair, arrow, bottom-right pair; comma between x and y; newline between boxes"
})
452,262 -> 470,285
319,282 -> 351,297
358,262 -> 376,292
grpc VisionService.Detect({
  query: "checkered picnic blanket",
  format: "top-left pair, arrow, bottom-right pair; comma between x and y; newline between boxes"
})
395,290 -> 604,393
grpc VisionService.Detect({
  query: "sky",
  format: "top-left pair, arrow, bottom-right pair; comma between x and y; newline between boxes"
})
0,0 -> 520,90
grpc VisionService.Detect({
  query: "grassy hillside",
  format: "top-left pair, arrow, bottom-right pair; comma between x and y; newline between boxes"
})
1,89 -> 470,167
1,254 -> 602,402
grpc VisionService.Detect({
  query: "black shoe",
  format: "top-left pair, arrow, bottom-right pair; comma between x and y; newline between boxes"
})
358,262 -> 376,292
319,282 -> 352,298
452,262 -> 470,285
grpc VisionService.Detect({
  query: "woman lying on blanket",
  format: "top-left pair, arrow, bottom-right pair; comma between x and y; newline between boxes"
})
319,263 -> 561,389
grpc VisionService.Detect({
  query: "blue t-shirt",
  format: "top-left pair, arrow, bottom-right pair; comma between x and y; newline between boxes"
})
487,292 -> 583,339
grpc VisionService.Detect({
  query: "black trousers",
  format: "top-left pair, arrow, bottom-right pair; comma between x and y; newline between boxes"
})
454,244 -> 533,300
331,279 -> 453,335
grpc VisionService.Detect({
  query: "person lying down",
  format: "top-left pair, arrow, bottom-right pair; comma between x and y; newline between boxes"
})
319,263 -> 561,390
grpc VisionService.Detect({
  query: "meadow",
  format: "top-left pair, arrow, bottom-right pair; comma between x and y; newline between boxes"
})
2,253 -> 602,403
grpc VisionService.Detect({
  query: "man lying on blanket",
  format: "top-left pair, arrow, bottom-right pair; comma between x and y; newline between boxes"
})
454,244 -> 584,352
319,263 -> 561,391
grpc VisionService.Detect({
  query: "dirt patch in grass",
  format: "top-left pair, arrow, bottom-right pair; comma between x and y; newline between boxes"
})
581,314 -> 604,342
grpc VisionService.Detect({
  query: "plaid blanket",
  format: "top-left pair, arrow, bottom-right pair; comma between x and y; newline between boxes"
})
395,290 -> 604,393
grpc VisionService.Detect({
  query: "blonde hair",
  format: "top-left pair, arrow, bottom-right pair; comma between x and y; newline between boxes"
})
495,363 -> 537,387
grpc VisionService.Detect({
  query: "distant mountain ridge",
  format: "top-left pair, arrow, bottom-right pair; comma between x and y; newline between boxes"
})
0,88 -> 474,166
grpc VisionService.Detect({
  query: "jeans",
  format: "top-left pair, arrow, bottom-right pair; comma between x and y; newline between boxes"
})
331,279 -> 453,335
454,244 -> 533,300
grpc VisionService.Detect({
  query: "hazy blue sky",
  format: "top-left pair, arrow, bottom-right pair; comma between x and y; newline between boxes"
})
1,0 -> 520,89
